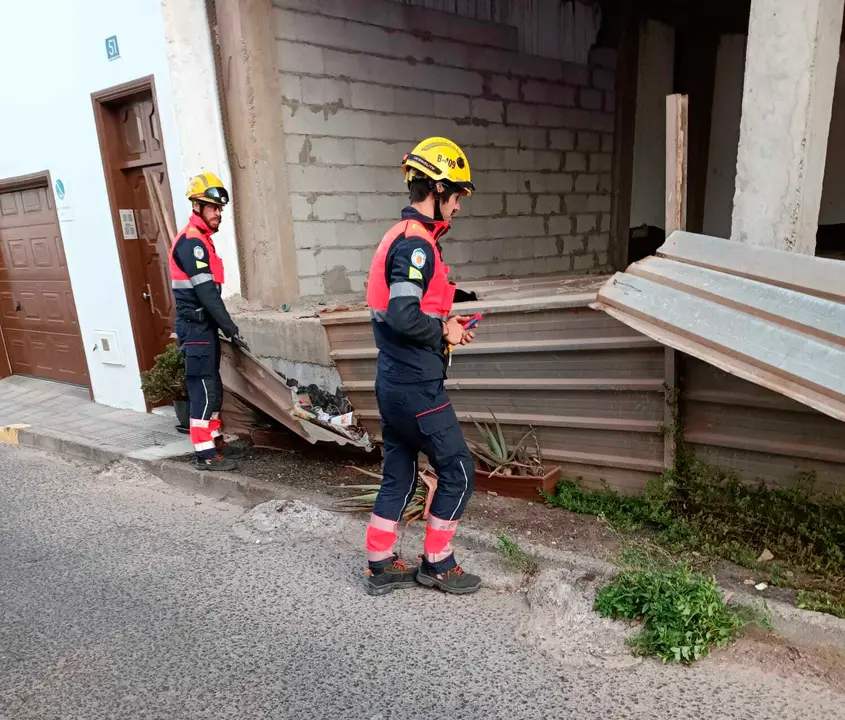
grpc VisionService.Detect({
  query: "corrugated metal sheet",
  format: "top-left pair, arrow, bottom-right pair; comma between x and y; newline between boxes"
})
594,231 -> 845,423
681,356 -> 845,494
387,0 -> 602,64
321,279 -> 666,493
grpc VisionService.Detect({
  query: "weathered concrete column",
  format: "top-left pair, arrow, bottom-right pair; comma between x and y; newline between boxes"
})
731,0 -> 843,254
212,0 -> 299,305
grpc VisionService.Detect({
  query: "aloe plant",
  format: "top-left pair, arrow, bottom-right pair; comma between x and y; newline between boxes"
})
334,466 -> 438,522
469,413 -> 544,477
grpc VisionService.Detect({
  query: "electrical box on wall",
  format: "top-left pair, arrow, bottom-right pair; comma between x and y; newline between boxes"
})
93,330 -> 124,366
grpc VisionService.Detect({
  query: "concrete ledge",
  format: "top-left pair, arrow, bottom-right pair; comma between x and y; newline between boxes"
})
17,428 -> 123,466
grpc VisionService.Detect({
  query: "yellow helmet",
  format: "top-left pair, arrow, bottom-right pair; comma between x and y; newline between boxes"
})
402,137 -> 475,196
186,171 -> 230,206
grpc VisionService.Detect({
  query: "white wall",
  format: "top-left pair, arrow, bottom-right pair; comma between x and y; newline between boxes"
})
0,0 -> 188,411
703,35 -> 845,235
702,35 -> 746,238
630,21 -> 675,229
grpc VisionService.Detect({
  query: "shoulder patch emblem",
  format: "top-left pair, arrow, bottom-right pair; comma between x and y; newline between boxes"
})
410,248 -> 426,269
193,245 -> 205,260
408,267 -> 423,281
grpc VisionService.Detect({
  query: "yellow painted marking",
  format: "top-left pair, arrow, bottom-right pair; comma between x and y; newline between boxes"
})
0,424 -> 30,445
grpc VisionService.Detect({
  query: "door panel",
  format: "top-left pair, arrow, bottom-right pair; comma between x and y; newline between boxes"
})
0,186 -> 89,386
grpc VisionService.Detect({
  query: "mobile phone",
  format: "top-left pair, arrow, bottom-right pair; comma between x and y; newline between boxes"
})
462,313 -> 483,330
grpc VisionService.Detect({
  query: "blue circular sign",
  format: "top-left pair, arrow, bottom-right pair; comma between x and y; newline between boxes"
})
55,179 -> 65,200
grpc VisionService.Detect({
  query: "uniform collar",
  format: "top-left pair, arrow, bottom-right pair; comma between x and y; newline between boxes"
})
189,211 -> 215,236
401,206 -> 449,243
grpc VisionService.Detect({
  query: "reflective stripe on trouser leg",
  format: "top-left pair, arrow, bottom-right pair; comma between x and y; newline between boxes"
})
366,513 -> 399,563
209,411 -> 222,440
189,419 -> 216,453
424,514 -> 458,564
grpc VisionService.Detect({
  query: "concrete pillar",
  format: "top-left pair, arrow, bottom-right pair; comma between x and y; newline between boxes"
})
731,0 -> 844,254
211,0 -> 300,306
159,0 -> 242,299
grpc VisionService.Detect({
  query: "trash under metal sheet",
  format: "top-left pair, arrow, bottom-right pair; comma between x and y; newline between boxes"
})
219,340 -> 372,451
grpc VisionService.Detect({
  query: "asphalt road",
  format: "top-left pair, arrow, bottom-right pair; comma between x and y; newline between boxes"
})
0,445 -> 841,720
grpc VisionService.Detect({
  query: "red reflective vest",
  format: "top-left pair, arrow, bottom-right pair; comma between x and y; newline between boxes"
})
169,213 -> 225,288
367,219 -> 456,320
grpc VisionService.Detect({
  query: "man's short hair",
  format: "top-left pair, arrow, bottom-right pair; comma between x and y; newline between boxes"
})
408,178 -> 432,204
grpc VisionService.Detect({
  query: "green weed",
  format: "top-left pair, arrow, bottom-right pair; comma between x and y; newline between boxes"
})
797,590 -> 845,619
496,533 -> 539,575
594,563 -> 758,664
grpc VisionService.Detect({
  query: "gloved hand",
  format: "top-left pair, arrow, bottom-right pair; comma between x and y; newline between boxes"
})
232,335 -> 251,353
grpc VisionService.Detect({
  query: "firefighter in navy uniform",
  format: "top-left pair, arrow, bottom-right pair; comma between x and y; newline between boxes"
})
170,172 -> 249,472
364,137 -> 481,596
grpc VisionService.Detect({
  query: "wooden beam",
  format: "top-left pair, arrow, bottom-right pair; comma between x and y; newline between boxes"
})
664,93 -> 688,468
665,94 -> 689,235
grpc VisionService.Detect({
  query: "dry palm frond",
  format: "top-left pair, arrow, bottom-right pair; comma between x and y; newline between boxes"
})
334,466 -> 439,522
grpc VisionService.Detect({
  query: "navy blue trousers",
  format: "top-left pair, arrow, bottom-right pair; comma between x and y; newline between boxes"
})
373,377 -> 474,536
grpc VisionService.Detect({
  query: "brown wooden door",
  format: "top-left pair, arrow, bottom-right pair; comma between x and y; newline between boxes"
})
0,186 -> 89,386
95,84 -> 176,375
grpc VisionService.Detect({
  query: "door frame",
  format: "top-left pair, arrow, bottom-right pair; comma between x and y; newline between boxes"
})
0,170 -> 92,391
91,75 -> 176,386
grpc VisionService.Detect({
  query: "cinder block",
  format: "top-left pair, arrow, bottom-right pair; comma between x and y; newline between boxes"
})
535,195 -> 560,214
506,195 -> 532,215
588,195 -> 612,213
501,236 -> 534,260
276,40 -> 324,74
556,108 -> 613,132
298,276 -> 325,297
589,153 -> 613,173
545,173 -> 573,193
574,174 -> 599,193
358,194 -> 404,221
447,217 -> 489,243
532,235 -> 558,257
279,73 -> 302,101
599,173 -> 613,193
313,195 -> 358,221
323,48 -> 483,96
355,139 -> 406,167
434,93 -> 471,119
549,129 -> 575,150
488,125 -> 547,150
473,99 -> 504,123
302,77 -> 351,106
297,249 -> 319,277
487,216 -> 545,239
283,105 -> 417,143
562,63 -> 590,86
474,238 -> 505,263
506,103 -> 537,126
284,135 -> 311,165
564,152 -> 587,172
289,165 -> 392,193
316,248 -> 366,274
504,148 -> 536,171
468,47 -> 564,83
537,104 -> 569,127
576,214 -> 598,233
605,92 -> 616,113
561,235 -> 585,254
548,216 -> 572,235
474,171 -> 519,193
592,68 -> 616,91
589,233 -> 610,252
566,195 -> 589,214
289,194 -> 314,221
518,172 -> 548,194
470,147 -> 506,171
600,215 -> 611,233
522,80 -> 576,107
294,221 -> 335,250
577,132 -> 601,152
573,253 -> 597,271
488,75 -> 520,100
602,133 -> 615,153
443,241 -> 474,265
467,193 -> 504,216
597,251 -> 609,267
350,83 -> 396,113
579,88 -> 603,111
310,137 -> 356,165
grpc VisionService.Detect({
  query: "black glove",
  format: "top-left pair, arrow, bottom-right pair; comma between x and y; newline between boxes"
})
232,335 -> 251,353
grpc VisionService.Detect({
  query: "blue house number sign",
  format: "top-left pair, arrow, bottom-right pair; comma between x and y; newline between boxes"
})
105,35 -> 120,61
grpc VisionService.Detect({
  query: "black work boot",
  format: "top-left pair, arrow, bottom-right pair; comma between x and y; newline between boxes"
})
193,454 -> 238,472
366,555 -> 419,596
417,558 -> 482,595
215,437 -> 249,460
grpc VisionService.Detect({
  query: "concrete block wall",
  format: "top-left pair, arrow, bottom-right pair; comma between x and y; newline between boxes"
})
273,0 -> 617,297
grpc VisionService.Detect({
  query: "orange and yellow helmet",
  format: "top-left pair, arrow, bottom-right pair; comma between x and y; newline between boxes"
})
186,172 -> 230,206
402,137 -> 475,196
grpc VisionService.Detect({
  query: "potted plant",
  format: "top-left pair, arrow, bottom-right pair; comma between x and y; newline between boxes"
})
468,415 -> 559,500
141,343 -> 190,432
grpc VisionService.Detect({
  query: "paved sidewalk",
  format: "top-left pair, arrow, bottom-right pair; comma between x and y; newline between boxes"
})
0,376 -> 191,460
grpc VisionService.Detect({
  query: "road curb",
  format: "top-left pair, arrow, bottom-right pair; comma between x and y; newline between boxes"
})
16,427 -> 124,466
